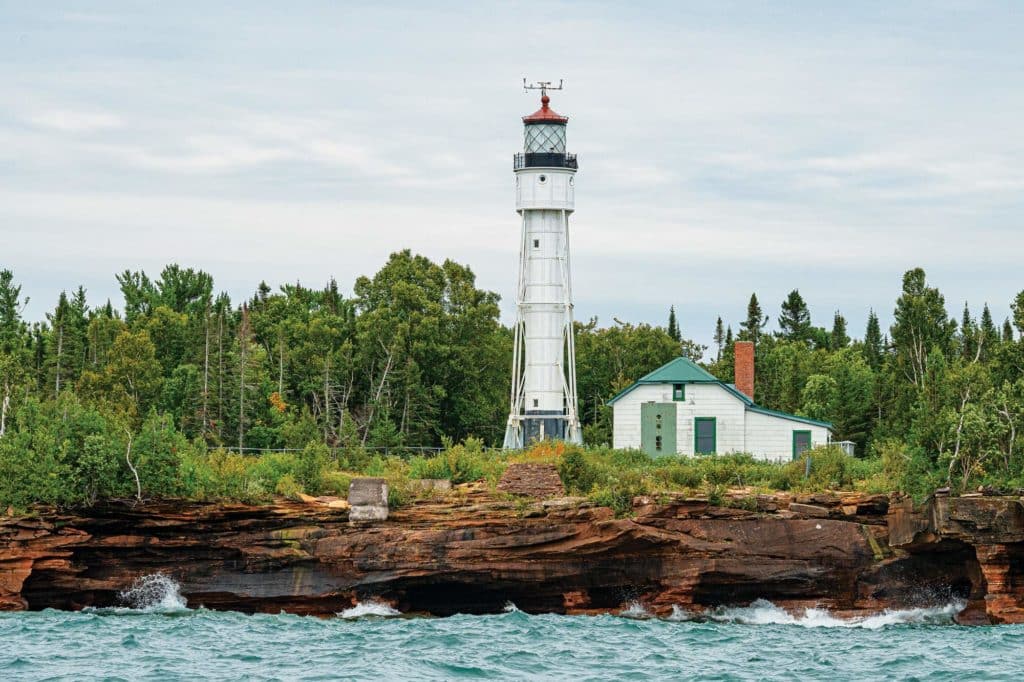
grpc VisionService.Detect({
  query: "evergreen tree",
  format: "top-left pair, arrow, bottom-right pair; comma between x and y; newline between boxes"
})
778,289 -> 811,341
1013,290 -> 1024,336
891,268 -> 955,388
0,270 -> 29,439
0,269 -> 28,355
863,310 -> 883,370
44,290 -> 89,396
739,293 -> 769,344
980,303 -> 998,358
960,302 -> 977,360
1003,318 -> 1014,343
830,311 -> 849,349
667,306 -> 681,342
713,316 -> 725,361
116,270 -> 156,324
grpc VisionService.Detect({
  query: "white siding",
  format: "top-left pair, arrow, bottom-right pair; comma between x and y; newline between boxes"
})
612,381 -> 832,460
612,383 -> 745,455
743,410 -> 830,462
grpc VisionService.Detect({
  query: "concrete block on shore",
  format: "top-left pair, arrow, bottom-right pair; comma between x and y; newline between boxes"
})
411,479 -> 452,493
349,478 -> 389,522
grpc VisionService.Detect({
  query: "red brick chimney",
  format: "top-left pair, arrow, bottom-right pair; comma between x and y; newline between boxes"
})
734,341 -> 754,400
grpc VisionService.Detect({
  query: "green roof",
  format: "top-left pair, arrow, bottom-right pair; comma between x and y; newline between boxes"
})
606,356 -> 833,430
636,357 -> 719,384
746,405 -> 833,429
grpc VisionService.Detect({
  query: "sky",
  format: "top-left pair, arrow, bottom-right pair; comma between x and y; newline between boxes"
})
2,1 -> 1022,352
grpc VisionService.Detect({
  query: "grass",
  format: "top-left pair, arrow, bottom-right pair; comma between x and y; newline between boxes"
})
75,437 -> 894,514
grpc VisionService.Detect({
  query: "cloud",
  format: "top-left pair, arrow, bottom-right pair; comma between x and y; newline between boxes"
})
2,1 -> 1022,348
29,110 -> 122,133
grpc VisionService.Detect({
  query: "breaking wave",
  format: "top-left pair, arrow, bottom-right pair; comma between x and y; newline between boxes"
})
697,598 -> 964,629
338,600 -> 402,619
114,574 -> 189,612
618,601 -> 653,619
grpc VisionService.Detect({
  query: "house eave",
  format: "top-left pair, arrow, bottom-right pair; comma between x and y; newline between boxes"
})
608,379 -> 835,431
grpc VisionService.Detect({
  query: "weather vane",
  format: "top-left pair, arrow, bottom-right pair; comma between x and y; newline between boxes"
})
523,79 -> 564,97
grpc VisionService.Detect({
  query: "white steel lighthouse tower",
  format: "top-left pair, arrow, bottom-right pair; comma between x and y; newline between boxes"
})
503,80 -> 583,449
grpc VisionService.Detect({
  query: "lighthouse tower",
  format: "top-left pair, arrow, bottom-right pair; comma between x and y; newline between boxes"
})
503,81 -> 583,449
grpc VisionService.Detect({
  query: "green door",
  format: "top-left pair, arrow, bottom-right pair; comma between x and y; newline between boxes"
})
641,402 -> 677,457
792,430 -> 812,460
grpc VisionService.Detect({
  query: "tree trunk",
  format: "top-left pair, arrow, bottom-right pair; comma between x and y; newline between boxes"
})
363,343 -> 394,446
323,354 -> 331,444
217,309 -> 224,440
278,328 -> 285,398
238,307 -> 248,452
202,306 -> 210,438
0,382 -> 9,438
124,428 -> 142,506
54,324 -> 63,396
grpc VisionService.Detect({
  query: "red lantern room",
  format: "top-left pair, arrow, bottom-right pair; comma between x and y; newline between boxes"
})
515,81 -> 577,171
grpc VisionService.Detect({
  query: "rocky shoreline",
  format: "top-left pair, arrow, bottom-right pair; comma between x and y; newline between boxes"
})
2,486 -> 1022,624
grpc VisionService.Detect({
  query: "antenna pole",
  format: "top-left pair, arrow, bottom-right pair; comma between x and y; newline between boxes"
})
523,79 -> 565,98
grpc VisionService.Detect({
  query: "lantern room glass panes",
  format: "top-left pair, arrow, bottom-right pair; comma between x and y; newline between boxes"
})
524,123 -> 566,153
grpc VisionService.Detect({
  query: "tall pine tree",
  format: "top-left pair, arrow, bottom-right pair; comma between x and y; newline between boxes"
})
960,302 -> 977,360
831,311 -> 849,349
980,303 -> 998,359
863,309 -> 883,370
713,316 -> 725,361
667,306 -> 681,342
740,294 -> 769,344
778,289 -> 811,341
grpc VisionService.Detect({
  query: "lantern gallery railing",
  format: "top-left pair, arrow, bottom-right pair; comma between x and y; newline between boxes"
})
513,152 -> 578,170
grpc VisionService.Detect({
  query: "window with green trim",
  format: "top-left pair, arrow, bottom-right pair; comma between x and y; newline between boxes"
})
672,383 -> 685,401
694,417 -> 716,455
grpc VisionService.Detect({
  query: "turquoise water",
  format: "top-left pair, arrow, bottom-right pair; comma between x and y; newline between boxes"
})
1,580 -> 1022,681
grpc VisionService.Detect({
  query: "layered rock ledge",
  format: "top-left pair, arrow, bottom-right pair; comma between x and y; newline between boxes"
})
2,487 -> 1023,623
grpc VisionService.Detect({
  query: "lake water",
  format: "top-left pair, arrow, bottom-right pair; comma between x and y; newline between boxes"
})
1,576 -> 1021,681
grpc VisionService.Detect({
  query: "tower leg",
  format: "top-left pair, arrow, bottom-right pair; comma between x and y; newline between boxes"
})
502,419 -> 523,449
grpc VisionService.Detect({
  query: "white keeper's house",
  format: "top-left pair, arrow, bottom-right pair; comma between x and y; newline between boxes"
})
608,341 -> 832,461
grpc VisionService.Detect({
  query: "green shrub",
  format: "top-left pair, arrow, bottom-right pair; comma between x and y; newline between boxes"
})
657,462 -> 703,490
339,446 -> 372,473
186,448 -> 269,503
408,438 -> 506,486
296,441 -> 330,493
133,411 -> 193,498
321,470 -> 352,497
779,446 -> 852,490
274,473 -> 304,499
365,455 -> 412,507
586,469 -> 651,517
557,447 -> 599,494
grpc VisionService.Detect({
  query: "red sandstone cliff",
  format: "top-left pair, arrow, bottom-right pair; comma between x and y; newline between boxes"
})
1,487 -> 1022,623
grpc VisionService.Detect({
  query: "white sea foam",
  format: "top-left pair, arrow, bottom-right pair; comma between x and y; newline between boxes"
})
618,601 -> 653,619
503,601 -> 521,613
702,598 -> 964,629
116,574 -> 189,612
338,600 -> 402,619
667,605 -> 692,622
